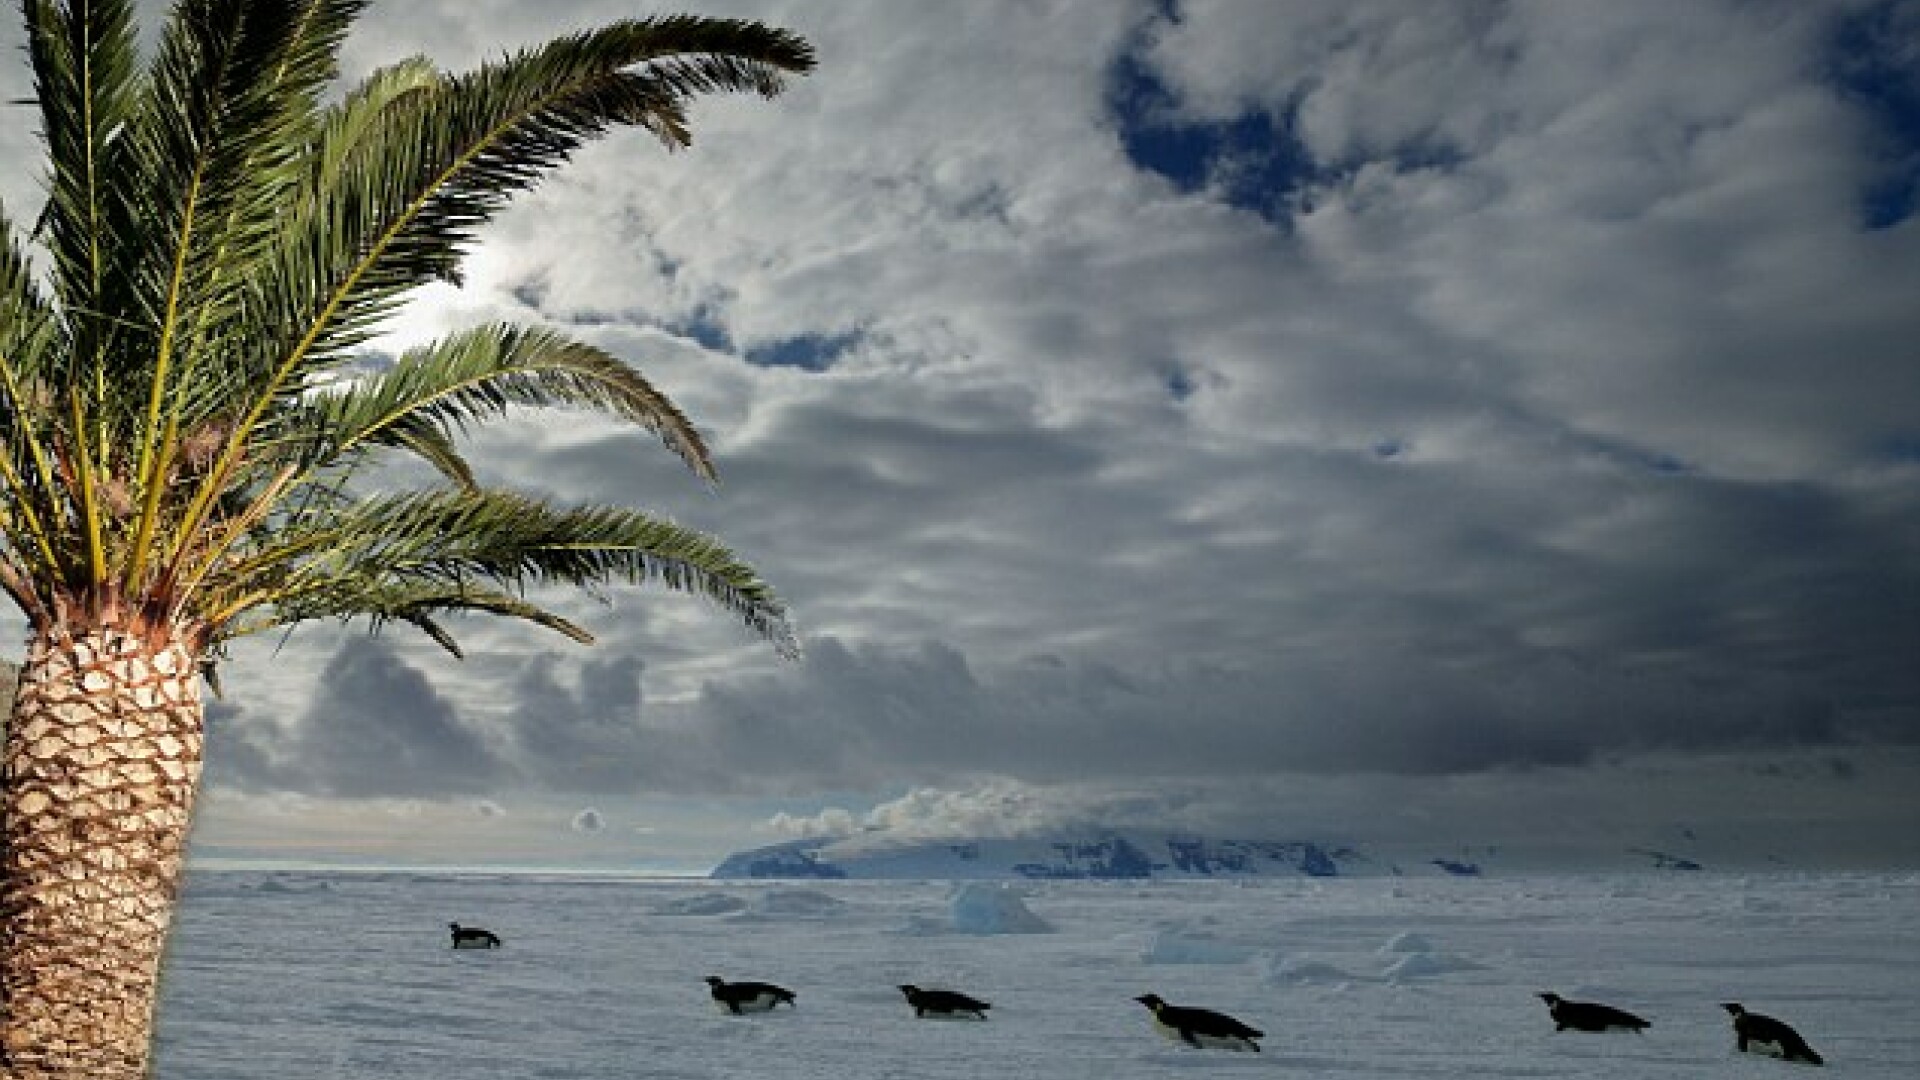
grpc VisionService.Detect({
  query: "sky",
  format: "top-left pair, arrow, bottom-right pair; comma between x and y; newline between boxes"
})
2,0 -> 1918,873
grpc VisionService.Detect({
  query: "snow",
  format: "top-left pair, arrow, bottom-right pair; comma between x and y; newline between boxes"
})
152,871 -> 1920,1078
652,891 -> 750,916
713,833 -> 1377,880
1379,930 -> 1435,953
1381,948 -> 1486,981
1259,953 -> 1356,986
945,882 -> 1052,934
1141,926 -> 1253,965
742,888 -> 848,919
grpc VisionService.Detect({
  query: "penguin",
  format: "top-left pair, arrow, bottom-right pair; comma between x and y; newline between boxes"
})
1134,993 -> 1263,1052
704,976 -> 796,1015
1723,1003 -> 1823,1065
447,922 -> 501,949
898,984 -> 991,1020
1537,991 -> 1650,1033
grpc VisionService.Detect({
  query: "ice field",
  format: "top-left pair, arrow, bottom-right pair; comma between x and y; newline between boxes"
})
152,871 -> 1920,1078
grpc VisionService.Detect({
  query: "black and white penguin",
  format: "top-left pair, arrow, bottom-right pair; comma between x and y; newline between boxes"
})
447,922 -> 501,949
1134,993 -> 1263,1052
898,984 -> 991,1020
1537,991 -> 1650,1033
705,976 -> 797,1015
1723,1003 -> 1823,1065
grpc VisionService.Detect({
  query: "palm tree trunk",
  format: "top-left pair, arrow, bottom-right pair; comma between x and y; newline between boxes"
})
1,628 -> 204,1080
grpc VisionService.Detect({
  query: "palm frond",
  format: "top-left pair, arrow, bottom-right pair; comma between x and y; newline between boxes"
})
247,16 -> 815,385
25,0 -> 141,379
302,324 -> 715,482
128,0 -> 366,411
1,2 -> 807,662
0,313 -> 64,590
307,54 -> 441,185
121,0 -> 368,588
0,199 -> 60,504
233,580 -> 595,658
373,415 -> 477,489
165,17 -> 810,598
207,488 -> 796,657
0,199 -> 50,338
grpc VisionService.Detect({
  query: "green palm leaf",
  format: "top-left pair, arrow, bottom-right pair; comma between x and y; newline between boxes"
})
211,488 -> 796,657
239,580 -> 594,657
26,0 -> 141,375
161,16 -> 811,594
300,323 -> 715,481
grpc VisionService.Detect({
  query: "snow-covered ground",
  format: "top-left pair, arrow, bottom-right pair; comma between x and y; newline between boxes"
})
153,871 -> 1920,1078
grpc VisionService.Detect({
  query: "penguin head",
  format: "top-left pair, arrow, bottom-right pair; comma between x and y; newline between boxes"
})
1135,994 -> 1165,1010
898,985 -> 920,997
1721,1003 -> 1745,1017
1538,992 -> 1562,1005
705,976 -> 726,989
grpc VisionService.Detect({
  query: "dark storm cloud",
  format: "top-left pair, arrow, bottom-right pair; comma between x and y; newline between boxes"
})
207,366 -> 1920,799
210,637 -> 511,797
653,626 -> 1911,796
503,652 -> 658,792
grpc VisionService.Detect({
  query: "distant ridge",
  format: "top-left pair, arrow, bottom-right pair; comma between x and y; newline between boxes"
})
709,831 -> 1720,879
710,833 -> 1376,880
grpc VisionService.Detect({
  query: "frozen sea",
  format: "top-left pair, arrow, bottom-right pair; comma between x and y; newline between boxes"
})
152,870 -> 1920,1078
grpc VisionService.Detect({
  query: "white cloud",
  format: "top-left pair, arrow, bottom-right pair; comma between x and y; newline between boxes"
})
764,807 -> 857,839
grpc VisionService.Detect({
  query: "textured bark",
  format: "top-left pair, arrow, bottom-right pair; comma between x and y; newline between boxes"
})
0,630 -> 204,1080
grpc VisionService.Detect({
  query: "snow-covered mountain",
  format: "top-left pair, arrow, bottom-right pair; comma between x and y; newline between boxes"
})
710,832 -> 1399,880
708,831 -> 1721,879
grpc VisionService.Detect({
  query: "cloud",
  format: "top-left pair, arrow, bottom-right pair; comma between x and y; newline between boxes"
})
209,636 -> 512,798
504,652 -> 654,791
660,629 -> 1914,794
760,758 -> 1920,867
5,2 -> 1916,866
764,807 -> 858,840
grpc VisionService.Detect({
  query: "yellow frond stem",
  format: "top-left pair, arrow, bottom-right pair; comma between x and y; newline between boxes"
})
124,413 -> 180,593
168,463 -> 297,619
0,451 -> 61,577
67,386 -> 108,587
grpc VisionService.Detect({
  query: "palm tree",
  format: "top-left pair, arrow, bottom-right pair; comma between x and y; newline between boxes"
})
0,1 -> 812,1074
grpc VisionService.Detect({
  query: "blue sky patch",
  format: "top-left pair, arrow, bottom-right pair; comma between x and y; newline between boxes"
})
1106,13 -> 1316,226
509,276 -> 550,310
1874,434 -> 1920,463
1164,367 -> 1197,402
744,329 -> 862,372
667,308 -> 733,353
1828,2 -> 1920,229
